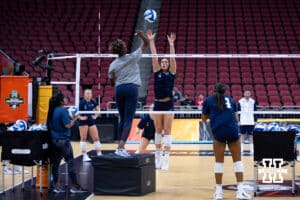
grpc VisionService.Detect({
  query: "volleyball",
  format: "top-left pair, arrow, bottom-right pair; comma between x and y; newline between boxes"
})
7,124 -> 23,131
39,123 -> 48,130
29,124 -> 41,131
288,125 -> 300,136
266,122 -> 280,131
15,119 -> 27,131
68,106 -> 79,118
7,120 -> 27,131
254,123 -> 267,132
144,9 -> 157,23
278,126 -> 288,132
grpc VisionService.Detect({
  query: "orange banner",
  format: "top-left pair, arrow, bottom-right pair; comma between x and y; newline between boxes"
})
0,76 -> 31,123
127,118 -> 200,142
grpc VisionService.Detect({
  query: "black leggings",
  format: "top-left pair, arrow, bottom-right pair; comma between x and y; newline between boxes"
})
115,83 -> 138,141
51,139 -> 78,185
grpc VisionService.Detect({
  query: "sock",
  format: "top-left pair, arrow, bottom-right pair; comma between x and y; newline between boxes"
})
80,141 -> 87,153
216,184 -> 222,192
250,144 -> 254,153
156,148 -> 161,155
240,144 -> 244,152
97,152 -> 102,156
237,182 -> 243,191
164,151 -> 170,156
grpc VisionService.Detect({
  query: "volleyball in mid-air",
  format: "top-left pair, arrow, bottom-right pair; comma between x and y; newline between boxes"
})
144,9 -> 157,23
68,106 -> 79,118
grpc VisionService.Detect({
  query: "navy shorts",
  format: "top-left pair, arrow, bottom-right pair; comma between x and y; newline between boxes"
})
78,119 -> 95,127
142,131 -> 155,140
240,125 -> 255,135
153,100 -> 174,111
213,127 -> 240,143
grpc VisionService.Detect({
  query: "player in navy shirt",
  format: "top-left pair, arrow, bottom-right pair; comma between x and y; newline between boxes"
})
135,113 -> 155,154
78,89 -> 102,162
147,29 -> 176,170
201,83 -> 251,200
47,93 -> 86,193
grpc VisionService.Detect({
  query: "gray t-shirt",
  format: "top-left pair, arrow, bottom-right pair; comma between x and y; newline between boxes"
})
108,48 -> 142,87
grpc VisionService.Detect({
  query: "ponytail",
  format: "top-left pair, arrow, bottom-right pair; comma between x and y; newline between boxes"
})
213,83 -> 226,112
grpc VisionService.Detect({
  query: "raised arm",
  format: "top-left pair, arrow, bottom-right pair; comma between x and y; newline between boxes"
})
135,30 -> 149,52
167,33 -> 176,74
146,29 -> 160,72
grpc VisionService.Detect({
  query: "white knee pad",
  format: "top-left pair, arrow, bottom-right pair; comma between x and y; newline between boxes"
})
155,133 -> 162,145
234,161 -> 244,173
93,141 -> 101,150
214,162 -> 224,173
80,141 -> 87,152
163,134 -> 172,147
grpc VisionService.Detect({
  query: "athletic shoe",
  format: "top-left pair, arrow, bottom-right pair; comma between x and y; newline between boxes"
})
70,185 -> 88,193
53,186 -> 65,193
236,189 -> 251,199
114,148 -> 131,157
82,154 -> 91,162
3,166 -> 14,175
155,151 -> 161,169
14,166 -> 29,174
214,191 -> 223,200
3,166 -> 28,175
97,152 -> 102,156
161,153 -> 170,171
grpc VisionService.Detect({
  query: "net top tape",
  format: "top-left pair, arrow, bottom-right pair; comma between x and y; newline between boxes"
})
48,53 -> 300,60
78,110 -> 300,115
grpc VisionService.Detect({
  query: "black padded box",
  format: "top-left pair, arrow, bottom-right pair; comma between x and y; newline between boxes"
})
92,153 -> 155,196
1,131 -> 50,166
253,130 -> 296,162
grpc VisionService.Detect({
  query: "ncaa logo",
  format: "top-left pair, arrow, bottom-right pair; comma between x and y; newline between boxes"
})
258,158 -> 288,183
5,90 -> 24,109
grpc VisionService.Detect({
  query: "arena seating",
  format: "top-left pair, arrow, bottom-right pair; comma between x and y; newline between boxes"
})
148,0 -> 300,107
0,0 -> 140,107
0,0 -> 299,108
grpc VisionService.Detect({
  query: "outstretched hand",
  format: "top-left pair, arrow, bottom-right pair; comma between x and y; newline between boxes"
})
135,30 -> 144,36
146,29 -> 156,41
135,30 -> 149,51
167,32 -> 176,44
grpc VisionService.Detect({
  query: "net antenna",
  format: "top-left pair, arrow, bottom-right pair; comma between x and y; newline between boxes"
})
97,9 -> 101,107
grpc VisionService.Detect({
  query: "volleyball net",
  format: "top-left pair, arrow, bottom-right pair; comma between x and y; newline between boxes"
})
48,53 -> 300,143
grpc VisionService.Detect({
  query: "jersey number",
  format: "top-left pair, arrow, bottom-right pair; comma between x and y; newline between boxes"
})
225,97 -> 231,109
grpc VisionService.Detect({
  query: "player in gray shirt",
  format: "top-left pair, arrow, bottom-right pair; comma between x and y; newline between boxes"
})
108,30 -> 148,157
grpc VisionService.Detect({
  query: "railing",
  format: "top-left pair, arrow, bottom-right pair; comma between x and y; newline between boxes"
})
0,49 -> 16,75
96,104 -> 300,119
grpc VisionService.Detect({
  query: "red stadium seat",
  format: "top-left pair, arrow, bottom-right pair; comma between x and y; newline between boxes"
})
1,0 -> 299,107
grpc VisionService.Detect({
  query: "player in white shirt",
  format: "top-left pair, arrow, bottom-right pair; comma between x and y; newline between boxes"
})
237,90 -> 257,155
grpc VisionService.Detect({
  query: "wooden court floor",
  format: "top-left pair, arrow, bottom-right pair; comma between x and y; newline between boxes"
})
1,143 -> 300,200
